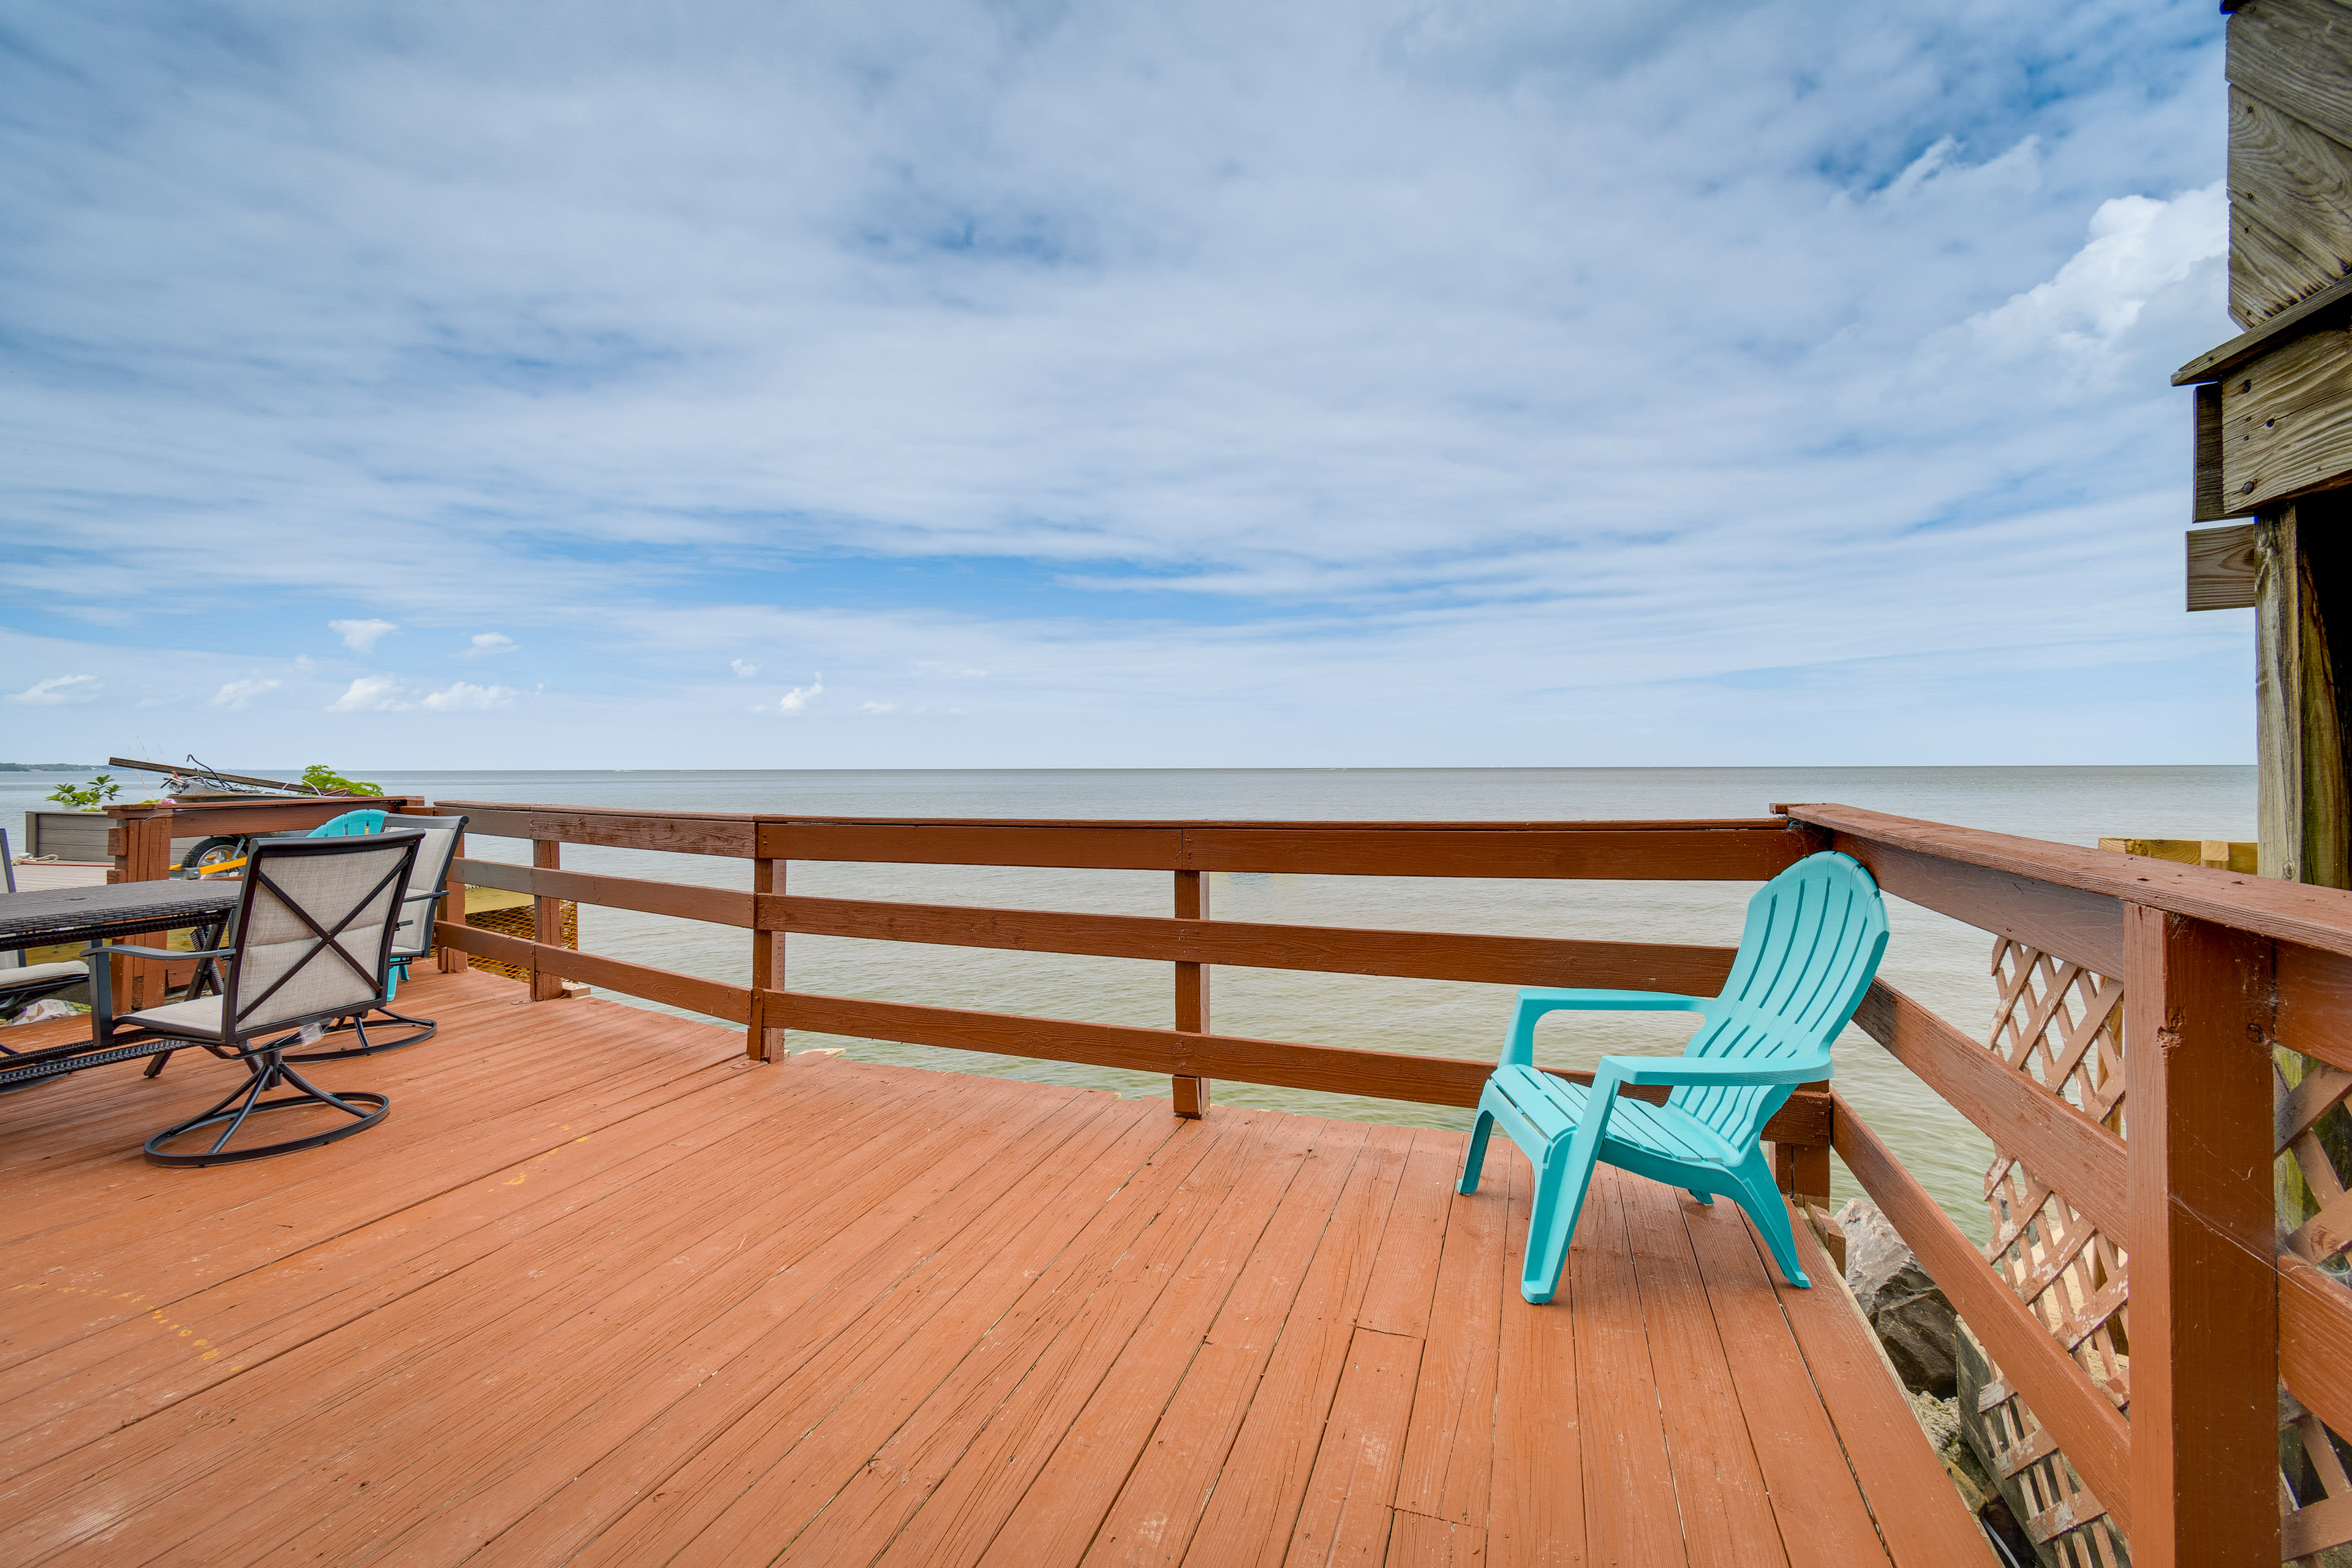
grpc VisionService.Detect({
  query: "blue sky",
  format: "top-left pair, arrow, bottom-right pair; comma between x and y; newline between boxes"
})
0,0 -> 2245,769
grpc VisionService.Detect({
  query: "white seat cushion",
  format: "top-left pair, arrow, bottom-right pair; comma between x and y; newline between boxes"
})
116,995 -> 226,1039
0,960 -> 87,992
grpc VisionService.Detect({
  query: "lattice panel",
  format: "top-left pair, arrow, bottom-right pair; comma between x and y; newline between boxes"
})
2277,1046 -> 2352,1565
1970,1376 -> 2124,1565
1976,940 -> 2130,1565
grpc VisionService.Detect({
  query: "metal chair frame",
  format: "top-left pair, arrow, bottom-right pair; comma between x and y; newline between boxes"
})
102,833 -> 422,1166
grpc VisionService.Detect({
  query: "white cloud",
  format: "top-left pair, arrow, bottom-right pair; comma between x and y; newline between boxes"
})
459,632 -> 517,658
777,676 -> 824,714
210,677 -> 281,710
420,680 -> 519,710
326,675 -> 406,713
1968,181 -> 2226,359
861,701 -> 898,714
7,675 -> 100,704
330,619 -> 398,654
731,658 -> 758,679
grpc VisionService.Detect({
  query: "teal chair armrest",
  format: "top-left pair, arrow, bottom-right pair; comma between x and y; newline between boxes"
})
1503,987 -> 1708,1066
1593,1053 -> 1829,1089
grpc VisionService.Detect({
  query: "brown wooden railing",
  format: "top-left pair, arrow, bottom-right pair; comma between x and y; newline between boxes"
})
399,797 -> 2348,1567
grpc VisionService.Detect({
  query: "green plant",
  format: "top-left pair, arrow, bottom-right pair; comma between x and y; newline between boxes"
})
301,764 -> 383,797
45,774 -> 120,810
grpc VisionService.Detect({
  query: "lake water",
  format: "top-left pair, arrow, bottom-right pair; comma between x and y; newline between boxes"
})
6,765 -> 2255,1238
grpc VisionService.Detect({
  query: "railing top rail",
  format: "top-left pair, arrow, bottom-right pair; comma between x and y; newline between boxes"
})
1784,801 -> 2352,960
429,801 -> 1796,833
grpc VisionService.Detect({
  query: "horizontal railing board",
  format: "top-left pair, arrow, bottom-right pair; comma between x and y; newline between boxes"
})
769,987 -> 1491,1104
2281,1250 -> 2352,1442
432,921 -> 753,1024
756,821 -> 1813,877
1850,979 -> 2128,1245
454,859 -> 755,928
2275,943 -> 2352,1076
763,893 -> 1742,992
1832,839 -> 2125,977
1831,1091 -> 2132,1535
761,986 -> 1833,1142
434,804 -> 756,858
1173,826 -> 1812,880
760,823 -> 1186,870
1786,802 -> 2352,965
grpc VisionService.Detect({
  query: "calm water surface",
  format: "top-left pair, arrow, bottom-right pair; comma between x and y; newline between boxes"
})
7,766 -> 2255,1237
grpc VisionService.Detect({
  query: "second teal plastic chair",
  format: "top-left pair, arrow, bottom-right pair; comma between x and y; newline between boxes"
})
1458,850 -> 1888,1303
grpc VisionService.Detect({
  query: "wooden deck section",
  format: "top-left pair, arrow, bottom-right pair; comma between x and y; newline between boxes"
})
0,967 -> 1984,1566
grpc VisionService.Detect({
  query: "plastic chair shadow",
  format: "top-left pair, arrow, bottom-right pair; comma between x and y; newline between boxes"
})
1458,850 -> 1888,1303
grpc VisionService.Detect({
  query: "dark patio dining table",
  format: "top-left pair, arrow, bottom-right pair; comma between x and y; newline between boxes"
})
0,880 -> 240,1088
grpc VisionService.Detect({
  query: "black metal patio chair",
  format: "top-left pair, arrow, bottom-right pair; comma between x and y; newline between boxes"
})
101,831 -> 423,1166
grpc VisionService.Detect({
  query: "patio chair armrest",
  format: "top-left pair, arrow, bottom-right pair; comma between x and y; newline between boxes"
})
102,944 -> 233,961
1594,1053 -> 1828,1089
1501,987 -> 1708,1066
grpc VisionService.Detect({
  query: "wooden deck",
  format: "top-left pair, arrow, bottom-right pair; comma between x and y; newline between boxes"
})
0,967 -> 1984,1566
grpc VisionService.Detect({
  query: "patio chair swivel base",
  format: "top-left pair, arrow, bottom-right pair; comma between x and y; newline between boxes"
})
143,1039 -> 388,1167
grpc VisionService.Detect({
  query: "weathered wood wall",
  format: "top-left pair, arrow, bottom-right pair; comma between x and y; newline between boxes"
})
2229,0 -> 2352,326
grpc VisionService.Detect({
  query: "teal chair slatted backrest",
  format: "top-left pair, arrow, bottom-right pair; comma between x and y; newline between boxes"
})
307,810 -> 388,838
1669,859 -> 1889,1144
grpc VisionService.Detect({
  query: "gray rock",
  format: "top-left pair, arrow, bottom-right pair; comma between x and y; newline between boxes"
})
1836,1198 -> 1959,1398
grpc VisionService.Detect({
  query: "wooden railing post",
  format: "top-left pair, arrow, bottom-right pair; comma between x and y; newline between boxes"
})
2122,903 -> 2278,1566
530,839 -> 565,1001
1173,869 -> 1208,1117
1771,1083 -> 1832,1211
750,856 -> 784,1060
104,803 -> 176,1012
437,828 -> 468,973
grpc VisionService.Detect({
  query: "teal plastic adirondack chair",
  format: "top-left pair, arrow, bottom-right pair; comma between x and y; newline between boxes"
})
307,810 -> 388,838
1458,850 -> 1888,1303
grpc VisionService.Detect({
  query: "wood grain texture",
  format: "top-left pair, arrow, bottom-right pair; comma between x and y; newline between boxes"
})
2177,267 -> 2352,384
2256,505 -> 2352,886
456,857 -> 755,927
1784,801 -> 2352,963
1180,826 -> 1808,880
2229,81 -> 2352,326
434,802 -> 757,856
2230,0 -> 2352,322
2274,940 -> 2352,1074
763,892 -> 1740,992
1831,1091 -> 2132,1534
434,919 -> 753,1023
0,966 -> 1974,1567
2187,520 -> 2261,606
2282,1248 -> 2352,1441
1850,979 -> 2128,1243
764,986 -> 1828,1142
2121,905 -> 2280,1567
2220,321 -> 2352,510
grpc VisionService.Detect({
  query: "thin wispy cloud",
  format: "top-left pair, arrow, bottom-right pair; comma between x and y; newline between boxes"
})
330,619 -> 399,655
7,675 -> 100,705
0,1 -> 2244,766
210,678 -> 281,710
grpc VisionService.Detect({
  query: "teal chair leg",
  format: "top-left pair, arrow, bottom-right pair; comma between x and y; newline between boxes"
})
1520,1109 -> 1613,1305
1687,1189 -> 1713,1205
1725,1146 -> 1811,1288
1458,1103 -> 1498,1196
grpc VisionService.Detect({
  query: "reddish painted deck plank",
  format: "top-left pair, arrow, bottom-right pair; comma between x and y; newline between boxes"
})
0,965 -> 1983,1567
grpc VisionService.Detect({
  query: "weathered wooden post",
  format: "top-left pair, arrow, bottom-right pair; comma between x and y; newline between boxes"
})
2176,1 -> 2352,886
1172,868 -> 1209,1117
104,802 -> 176,1012
529,839 -> 566,1001
750,855 -> 785,1060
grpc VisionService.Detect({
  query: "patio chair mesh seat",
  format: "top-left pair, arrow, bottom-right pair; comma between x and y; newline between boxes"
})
108,832 -> 421,1166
